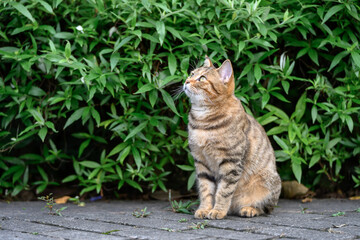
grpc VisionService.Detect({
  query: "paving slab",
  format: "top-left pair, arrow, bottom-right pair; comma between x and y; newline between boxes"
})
0,199 -> 359,240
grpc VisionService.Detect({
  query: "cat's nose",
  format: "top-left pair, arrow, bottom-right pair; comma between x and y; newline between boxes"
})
185,79 -> 190,84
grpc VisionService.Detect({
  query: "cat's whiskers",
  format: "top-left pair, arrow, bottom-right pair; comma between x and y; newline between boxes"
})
172,85 -> 185,100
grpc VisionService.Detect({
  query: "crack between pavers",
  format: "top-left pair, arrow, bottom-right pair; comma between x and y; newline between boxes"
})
8,217 -> 136,239
0,226 -> 68,240
205,224 -> 299,240
204,218 -> 358,239
244,217 -> 360,235
82,217 -> 275,240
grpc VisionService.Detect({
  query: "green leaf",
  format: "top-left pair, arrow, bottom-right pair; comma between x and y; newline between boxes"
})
261,93 -> 270,109
254,64 -> 262,82
160,89 -> 180,116
53,32 -> 74,39
345,115 -> 353,133
309,154 -> 320,168
291,161 -> 302,183
311,105 -> 317,123
78,139 -> 91,158
135,83 -> 155,94
38,127 -> 47,142
281,81 -> 290,94
124,121 -> 148,142
125,179 -> 143,192
271,92 -> 290,103
187,171 -> 196,191
11,2 -> 36,23
141,0 -> 151,12
38,0 -> 54,14
292,92 -> 307,122
351,51 -> 360,68
28,109 -> 45,125
156,21 -> 166,46
79,161 -> 101,168
113,36 -> 135,52
28,86 -> 46,97
328,51 -> 348,71
265,105 -> 289,123
166,27 -> 182,42
308,49 -> 319,66
168,54 -> 177,76
322,4 -> 344,24
149,90 -> 158,107
12,185 -> 24,196
235,41 -> 245,60
64,107 -> 85,129
273,135 -> 289,151
65,41 -> 71,59
37,166 -> 48,182
62,175 -> 77,183
132,147 -> 142,169
327,138 -> 341,151
118,146 -> 131,164
91,108 -> 100,126
108,142 -> 128,157
177,165 -> 194,171
110,52 -> 120,71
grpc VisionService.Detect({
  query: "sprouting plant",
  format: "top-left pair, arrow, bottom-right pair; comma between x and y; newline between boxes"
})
132,207 -> 151,218
69,196 -> 85,206
169,190 -> 199,214
300,207 -> 308,214
189,220 -> 208,230
332,211 -> 345,217
102,230 -> 120,235
356,208 -> 360,213
38,193 -> 67,216
178,218 -> 188,223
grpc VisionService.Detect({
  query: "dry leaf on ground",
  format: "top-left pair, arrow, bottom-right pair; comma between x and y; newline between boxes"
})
55,196 -> 71,204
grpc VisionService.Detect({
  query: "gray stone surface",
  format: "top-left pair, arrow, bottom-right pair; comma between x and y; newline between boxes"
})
0,199 -> 359,239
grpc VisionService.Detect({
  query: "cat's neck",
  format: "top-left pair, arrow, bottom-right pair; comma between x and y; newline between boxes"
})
190,96 -> 243,117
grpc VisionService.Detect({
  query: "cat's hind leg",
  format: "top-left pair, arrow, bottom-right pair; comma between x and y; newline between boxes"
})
230,173 -> 280,218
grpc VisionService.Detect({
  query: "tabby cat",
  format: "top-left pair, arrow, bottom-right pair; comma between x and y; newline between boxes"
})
183,56 -> 281,219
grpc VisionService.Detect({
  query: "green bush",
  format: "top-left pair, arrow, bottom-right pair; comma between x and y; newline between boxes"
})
0,0 -> 359,198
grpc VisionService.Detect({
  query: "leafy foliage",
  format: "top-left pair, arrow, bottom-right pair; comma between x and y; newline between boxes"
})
0,0 -> 359,198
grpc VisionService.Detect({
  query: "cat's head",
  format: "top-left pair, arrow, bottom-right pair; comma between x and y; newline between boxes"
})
183,56 -> 235,105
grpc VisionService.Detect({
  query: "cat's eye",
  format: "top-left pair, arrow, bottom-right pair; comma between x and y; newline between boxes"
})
198,76 -> 206,81
190,72 -> 194,77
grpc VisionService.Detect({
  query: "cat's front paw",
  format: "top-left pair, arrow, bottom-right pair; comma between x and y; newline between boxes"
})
207,209 -> 227,219
194,208 -> 211,219
239,206 -> 260,218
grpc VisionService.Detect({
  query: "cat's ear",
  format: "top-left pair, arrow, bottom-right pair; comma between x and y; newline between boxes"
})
218,60 -> 233,84
203,55 -> 214,68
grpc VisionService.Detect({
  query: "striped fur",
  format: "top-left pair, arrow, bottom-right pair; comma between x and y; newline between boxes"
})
184,57 -> 281,219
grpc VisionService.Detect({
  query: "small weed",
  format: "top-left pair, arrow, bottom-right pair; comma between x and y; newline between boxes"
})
102,230 -> 120,235
178,218 -> 188,223
300,207 -> 308,214
189,220 -> 208,230
32,232 -> 39,235
356,208 -> 360,213
169,190 -> 199,215
332,211 -> 345,217
38,193 -> 67,216
132,207 -> 151,218
69,196 -> 85,206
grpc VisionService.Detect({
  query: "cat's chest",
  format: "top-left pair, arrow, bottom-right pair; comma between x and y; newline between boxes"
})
188,127 -> 211,148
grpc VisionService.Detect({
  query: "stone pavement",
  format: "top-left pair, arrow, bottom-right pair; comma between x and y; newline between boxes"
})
0,199 -> 359,240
